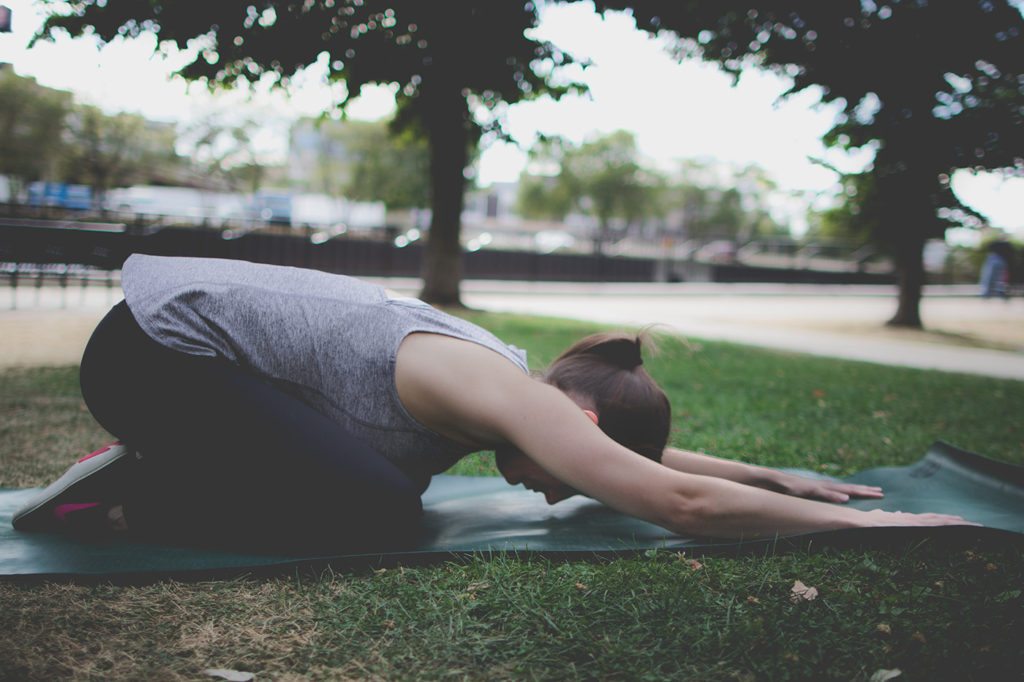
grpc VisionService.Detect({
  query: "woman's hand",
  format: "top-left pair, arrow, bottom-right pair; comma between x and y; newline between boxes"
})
769,472 -> 885,503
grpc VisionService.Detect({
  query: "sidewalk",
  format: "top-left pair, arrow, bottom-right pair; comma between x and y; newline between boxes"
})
2,280 -> 1023,380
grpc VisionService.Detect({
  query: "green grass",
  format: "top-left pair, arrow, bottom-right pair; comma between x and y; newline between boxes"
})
1,312 -> 1023,680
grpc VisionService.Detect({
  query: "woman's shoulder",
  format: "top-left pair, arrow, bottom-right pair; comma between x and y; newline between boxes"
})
394,333 -> 541,449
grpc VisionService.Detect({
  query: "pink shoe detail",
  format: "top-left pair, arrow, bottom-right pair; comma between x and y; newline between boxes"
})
78,441 -> 120,463
53,502 -> 101,521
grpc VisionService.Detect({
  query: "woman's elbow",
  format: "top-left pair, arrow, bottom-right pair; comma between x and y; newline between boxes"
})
657,491 -> 711,536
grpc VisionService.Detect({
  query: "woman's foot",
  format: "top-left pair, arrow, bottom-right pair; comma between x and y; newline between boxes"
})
12,443 -> 138,533
51,502 -> 130,536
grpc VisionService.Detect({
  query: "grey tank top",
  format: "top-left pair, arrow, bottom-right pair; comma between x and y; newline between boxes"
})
121,254 -> 529,492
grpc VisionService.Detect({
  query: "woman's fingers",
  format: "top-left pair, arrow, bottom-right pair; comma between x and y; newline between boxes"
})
913,513 -> 982,526
867,510 -> 982,526
835,483 -> 885,498
811,482 -> 883,502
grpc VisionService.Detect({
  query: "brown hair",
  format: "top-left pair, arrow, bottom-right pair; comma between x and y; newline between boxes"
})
543,331 -> 671,462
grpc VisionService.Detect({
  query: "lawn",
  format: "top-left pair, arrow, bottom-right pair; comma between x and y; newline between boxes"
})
1,311 -> 1022,681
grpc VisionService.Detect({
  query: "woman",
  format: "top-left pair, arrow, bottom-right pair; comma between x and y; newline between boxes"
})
14,254 -> 970,549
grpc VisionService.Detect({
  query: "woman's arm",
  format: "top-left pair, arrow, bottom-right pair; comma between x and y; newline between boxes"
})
397,337 -> 972,539
498,388 -> 970,538
662,447 -> 885,503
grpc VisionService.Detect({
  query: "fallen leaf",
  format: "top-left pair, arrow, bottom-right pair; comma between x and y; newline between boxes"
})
686,559 -> 703,571
869,669 -> 902,682
575,582 -> 588,591
790,580 -> 819,602
203,670 -> 255,682
812,389 -> 826,399
746,595 -> 760,605
876,623 -> 892,636
911,631 -> 927,644
384,619 -> 396,629
985,563 -> 998,572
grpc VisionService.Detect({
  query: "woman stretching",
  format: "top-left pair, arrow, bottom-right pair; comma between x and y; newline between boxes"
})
14,254 -> 970,549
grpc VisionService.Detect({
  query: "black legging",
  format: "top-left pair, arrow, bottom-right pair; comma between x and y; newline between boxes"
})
79,301 -> 423,551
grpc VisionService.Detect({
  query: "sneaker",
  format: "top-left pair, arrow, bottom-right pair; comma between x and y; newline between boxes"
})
12,442 -> 138,532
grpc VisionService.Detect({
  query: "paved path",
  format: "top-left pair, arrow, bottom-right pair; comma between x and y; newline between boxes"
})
2,280 -> 1023,380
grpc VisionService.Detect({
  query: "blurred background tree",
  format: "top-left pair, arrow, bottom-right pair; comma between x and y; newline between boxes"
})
61,105 -> 170,209
516,137 -> 577,222
0,69 -> 72,200
36,1 -> 586,305
804,169 -> 876,247
178,116 -> 270,194
338,119 -> 431,212
597,0 -> 1024,327
1,68 -> 196,204
556,130 -> 655,253
519,135 -> 789,249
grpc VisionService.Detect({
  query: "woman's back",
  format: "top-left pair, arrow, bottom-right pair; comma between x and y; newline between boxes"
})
122,254 -> 529,490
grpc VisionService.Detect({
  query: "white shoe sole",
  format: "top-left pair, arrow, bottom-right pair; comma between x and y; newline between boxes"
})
12,443 -> 136,532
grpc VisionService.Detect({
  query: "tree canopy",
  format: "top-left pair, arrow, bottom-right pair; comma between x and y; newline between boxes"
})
594,0 -> 1024,326
36,1 -> 586,304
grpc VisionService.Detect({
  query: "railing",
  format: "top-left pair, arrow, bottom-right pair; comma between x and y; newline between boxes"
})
0,215 -> 908,300
2,261 -> 121,310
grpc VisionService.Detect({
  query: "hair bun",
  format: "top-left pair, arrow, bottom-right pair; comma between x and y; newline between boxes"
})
586,336 -> 644,370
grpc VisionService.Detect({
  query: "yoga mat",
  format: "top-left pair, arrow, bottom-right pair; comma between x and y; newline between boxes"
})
1,441 -> 1022,583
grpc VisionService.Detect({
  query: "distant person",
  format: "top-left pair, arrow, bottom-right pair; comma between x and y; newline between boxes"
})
14,255 -> 972,550
980,239 -> 1013,298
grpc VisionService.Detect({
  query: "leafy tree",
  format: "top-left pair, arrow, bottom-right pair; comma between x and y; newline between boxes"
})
36,1 -> 583,305
519,130 -> 661,253
516,137 -> 576,221
707,187 -> 746,239
179,116 -> 268,193
669,161 -> 787,241
61,105 -> 163,207
336,119 -> 431,211
0,69 -> 72,200
568,131 -> 652,252
595,0 -> 1024,327
804,170 -> 875,246
516,173 -> 574,222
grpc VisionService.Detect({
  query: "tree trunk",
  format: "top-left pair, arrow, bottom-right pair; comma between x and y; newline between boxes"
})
418,85 -> 469,307
886,232 -> 926,328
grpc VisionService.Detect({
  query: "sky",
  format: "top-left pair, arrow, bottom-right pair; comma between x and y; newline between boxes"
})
2,0 -> 1022,241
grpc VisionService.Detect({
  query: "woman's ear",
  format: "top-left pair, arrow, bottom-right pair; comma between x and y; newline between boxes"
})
583,409 -> 599,425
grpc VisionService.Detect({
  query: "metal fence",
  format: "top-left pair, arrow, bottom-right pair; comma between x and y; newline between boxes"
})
1,211 -> 903,309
